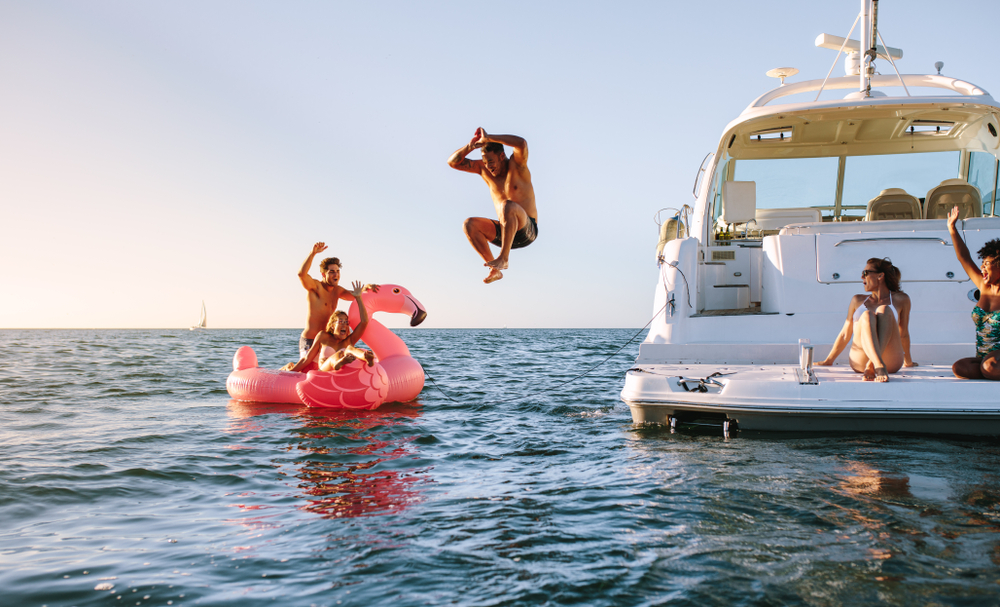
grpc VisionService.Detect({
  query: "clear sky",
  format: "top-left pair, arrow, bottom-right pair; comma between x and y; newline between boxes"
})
2,0 -> 996,328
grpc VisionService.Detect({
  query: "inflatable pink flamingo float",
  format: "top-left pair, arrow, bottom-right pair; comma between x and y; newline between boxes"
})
226,284 -> 426,409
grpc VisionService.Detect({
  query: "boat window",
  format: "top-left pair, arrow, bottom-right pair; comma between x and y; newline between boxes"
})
732,156 -> 839,219
841,151 -> 960,220
969,151 -> 998,216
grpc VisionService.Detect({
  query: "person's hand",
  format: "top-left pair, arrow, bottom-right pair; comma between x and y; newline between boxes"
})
348,280 -> 364,298
364,283 -> 380,293
814,359 -> 832,366
946,205 -> 960,230
312,242 -> 327,255
471,127 -> 488,148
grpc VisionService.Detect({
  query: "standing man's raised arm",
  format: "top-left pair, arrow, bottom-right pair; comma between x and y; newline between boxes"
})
448,130 -> 484,174
299,242 -> 326,290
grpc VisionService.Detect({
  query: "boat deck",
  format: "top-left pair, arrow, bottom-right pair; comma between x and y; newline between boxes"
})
629,362 -> 964,384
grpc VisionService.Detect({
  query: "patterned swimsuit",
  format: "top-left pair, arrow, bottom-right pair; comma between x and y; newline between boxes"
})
972,306 -> 1000,357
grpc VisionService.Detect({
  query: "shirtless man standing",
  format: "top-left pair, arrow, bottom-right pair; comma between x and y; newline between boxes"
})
293,242 -> 378,361
447,128 -> 538,284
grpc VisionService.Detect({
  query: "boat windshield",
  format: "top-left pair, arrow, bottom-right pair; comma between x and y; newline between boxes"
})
731,151 -> 963,221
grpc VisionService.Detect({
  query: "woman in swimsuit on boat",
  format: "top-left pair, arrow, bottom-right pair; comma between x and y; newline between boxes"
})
816,258 -> 915,382
946,206 -> 1000,380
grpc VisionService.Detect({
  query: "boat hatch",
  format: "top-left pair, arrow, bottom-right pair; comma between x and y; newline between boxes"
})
907,120 -> 954,135
815,230 -> 964,283
751,127 -> 793,142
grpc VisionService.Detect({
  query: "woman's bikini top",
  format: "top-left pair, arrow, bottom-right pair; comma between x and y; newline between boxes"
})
853,292 -> 895,322
972,305 -> 1000,357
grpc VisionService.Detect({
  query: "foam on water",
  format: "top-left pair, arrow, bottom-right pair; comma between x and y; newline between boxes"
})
2,329 -> 1000,605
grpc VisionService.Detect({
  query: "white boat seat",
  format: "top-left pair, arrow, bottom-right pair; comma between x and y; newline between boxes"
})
924,178 -> 982,219
721,181 -> 756,224
754,207 -> 822,231
865,188 -> 921,221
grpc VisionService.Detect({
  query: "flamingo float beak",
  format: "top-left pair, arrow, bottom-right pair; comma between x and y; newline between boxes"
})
408,296 -> 427,326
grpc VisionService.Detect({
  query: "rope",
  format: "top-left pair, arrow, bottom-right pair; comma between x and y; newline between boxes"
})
423,301 -> 669,405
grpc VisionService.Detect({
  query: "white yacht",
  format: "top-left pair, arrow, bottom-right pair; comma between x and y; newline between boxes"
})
621,1 -> 1000,435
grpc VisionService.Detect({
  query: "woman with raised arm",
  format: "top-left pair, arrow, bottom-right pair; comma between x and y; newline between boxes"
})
283,281 -> 375,373
816,258 -> 915,382
946,206 -> 1000,379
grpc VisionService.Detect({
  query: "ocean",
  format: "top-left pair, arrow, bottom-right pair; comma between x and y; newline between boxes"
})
3,328 -> 1000,606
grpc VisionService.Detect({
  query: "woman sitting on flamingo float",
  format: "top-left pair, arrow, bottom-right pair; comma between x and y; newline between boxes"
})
283,281 -> 375,373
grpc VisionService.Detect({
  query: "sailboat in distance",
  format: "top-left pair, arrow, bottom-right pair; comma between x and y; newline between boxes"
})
190,301 -> 207,330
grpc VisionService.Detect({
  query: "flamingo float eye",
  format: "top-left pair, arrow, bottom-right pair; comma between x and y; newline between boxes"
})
393,288 -> 401,294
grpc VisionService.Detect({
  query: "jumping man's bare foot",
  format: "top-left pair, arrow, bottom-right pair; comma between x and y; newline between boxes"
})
874,366 -> 889,382
484,268 -> 503,284
364,350 -> 375,367
485,257 -> 509,271
863,363 -> 876,381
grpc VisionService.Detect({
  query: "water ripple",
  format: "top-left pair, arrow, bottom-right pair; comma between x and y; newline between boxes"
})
2,329 -> 1000,605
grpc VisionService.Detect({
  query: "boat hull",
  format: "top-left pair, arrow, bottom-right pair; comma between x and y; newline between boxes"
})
622,363 -> 1000,435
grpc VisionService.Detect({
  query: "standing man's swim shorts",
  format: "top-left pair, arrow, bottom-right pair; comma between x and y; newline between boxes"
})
299,336 -> 314,359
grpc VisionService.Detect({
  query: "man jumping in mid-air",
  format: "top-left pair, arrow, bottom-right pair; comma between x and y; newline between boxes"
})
447,128 -> 538,284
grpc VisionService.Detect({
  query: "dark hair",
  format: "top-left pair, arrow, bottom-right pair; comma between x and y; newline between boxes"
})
483,142 -> 504,155
866,257 -> 902,292
319,257 -> 341,272
977,238 -> 1000,262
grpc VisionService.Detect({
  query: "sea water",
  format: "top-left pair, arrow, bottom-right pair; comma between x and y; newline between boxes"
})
3,329 -> 1000,606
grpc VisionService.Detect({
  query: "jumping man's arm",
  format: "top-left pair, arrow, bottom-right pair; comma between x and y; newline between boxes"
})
299,242 -> 327,290
476,129 -> 528,164
447,131 -> 484,174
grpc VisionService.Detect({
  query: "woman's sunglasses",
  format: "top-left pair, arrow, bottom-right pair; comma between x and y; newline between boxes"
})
861,269 -> 881,278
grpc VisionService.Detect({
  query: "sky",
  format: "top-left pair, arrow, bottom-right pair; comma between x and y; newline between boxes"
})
2,0 -> 997,329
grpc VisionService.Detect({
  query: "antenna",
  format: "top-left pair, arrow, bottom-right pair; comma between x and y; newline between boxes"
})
766,67 -> 799,86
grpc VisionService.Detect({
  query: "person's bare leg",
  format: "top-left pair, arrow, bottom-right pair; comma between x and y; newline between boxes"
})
485,201 -> 527,272
873,306 -> 904,378
463,217 -> 504,283
953,357 -> 984,379
332,352 -> 356,371
347,345 -> 375,367
982,351 -> 1000,380
853,309 -> 889,381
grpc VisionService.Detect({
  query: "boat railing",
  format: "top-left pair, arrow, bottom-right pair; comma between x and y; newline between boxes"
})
746,74 -> 992,111
692,152 -> 714,199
